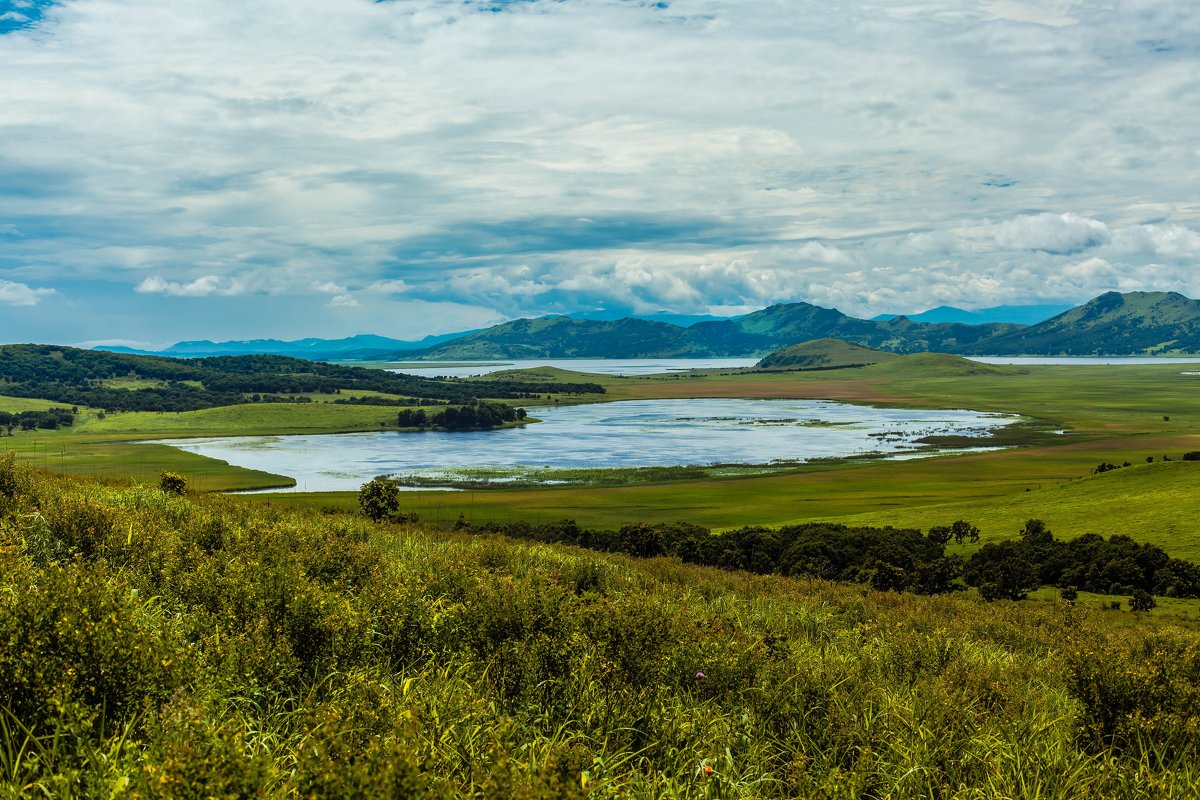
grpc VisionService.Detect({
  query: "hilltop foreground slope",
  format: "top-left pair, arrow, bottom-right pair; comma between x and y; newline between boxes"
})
2,459 -> 1200,798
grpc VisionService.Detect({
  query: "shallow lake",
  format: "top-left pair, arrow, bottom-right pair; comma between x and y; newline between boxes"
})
388,357 -> 759,377
389,356 -> 1200,378
156,398 -> 1019,493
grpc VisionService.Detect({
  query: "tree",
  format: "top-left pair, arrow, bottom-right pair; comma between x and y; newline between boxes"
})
358,476 -> 400,522
1060,586 -> 1078,604
975,556 -> 1040,601
927,525 -> 952,546
951,520 -> 980,545
1129,589 -> 1157,612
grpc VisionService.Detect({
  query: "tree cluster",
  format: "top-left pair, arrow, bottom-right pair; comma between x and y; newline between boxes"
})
964,519 -> 1200,600
478,518 -> 965,595
0,408 -> 75,433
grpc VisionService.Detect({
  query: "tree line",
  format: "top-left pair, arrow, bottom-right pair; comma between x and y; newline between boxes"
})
421,514 -> 1200,603
397,401 -> 528,430
0,408 -> 76,434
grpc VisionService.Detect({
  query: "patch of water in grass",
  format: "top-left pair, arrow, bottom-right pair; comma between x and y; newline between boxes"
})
150,398 -> 1021,492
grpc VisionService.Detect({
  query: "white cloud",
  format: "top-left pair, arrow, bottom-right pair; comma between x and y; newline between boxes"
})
367,279 -> 410,294
995,212 -> 1111,254
0,279 -> 55,306
135,275 -> 243,297
4,0 -> 1200,339
326,293 -> 360,308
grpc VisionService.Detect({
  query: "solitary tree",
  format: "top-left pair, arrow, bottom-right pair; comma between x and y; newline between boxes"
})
358,476 -> 400,522
951,520 -> 980,545
1129,589 -> 1157,612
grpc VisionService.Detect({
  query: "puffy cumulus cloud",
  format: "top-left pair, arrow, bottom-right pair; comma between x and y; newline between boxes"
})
1111,224 -> 1200,260
135,275 -> 244,297
326,293 -> 360,308
0,279 -> 55,306
4,0 -> 1200,339
995,213 -> 1112,255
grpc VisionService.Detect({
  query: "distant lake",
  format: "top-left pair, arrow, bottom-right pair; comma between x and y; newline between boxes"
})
388,356 -> 1200,378
968,356 -> 1200,366
157,398 -> 1018,493
389,358 -> 759,378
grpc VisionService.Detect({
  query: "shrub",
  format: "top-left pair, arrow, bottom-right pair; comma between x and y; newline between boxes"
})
159,471 -> 187,495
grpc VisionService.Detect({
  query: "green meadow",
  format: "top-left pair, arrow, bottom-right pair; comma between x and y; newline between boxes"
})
4,460 -> 1200,798
6,355 -> 1200,549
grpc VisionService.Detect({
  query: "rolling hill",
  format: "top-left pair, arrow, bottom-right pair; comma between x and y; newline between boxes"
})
755,338 -> 898,370
958,291 -> 1200,355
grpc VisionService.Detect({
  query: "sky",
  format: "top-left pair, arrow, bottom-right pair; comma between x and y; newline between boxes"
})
2,0 -> 1200,347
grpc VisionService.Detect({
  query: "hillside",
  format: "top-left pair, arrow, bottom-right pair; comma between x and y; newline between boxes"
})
0,344 -> 604,412
3,462 -> 1200,795
872,303 -> 1073,325
405,316 -> 704,359
756,338 -> 898,370
962,291 -> 1200,355
409,302 -> 1022,360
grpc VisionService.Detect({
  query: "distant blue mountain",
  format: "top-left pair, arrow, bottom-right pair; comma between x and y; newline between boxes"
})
871,304 -> 1073,326
96,331 -> 473,360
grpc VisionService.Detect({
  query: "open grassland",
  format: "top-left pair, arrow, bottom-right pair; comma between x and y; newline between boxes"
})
830,460 -> 1200,561
0,402 -> 410,491
8,357 -> 1200,545
4,462 -> 1200,797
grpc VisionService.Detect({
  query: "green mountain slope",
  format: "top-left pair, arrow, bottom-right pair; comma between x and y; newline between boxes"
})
410,302 -> 1021,360
961,291 -> 1200,355
756,338 -> 899,370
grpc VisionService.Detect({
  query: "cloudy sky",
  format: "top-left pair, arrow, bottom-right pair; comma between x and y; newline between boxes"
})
2,0 -> 1200,346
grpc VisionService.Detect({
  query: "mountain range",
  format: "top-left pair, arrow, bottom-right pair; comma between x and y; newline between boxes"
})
88,293 -> 1200,361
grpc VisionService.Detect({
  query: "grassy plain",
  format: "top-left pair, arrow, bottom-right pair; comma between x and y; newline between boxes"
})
0,398 -> 409,490
7,356 -> 1200,550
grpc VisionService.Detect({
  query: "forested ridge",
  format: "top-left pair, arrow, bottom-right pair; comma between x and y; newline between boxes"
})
0,344 -> 603,412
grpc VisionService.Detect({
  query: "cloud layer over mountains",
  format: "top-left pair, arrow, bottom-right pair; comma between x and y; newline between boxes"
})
2,0 -> 1200,342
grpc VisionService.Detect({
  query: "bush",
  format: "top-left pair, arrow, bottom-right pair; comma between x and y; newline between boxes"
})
159,471 -> 187,495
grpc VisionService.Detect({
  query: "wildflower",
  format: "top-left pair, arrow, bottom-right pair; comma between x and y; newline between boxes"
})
695,672 -> 706,680
704,766 -> 715,777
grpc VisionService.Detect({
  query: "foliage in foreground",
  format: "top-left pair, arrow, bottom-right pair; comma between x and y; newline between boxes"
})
3,455 -> 1200,797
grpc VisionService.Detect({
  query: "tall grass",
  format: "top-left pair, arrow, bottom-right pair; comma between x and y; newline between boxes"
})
1,453 -> 1200,797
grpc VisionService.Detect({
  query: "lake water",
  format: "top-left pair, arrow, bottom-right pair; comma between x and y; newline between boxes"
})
969,356 -> 1200,366
157,398 -> 1018,493
389,355 -> 1200,378
389,358 -> 759,378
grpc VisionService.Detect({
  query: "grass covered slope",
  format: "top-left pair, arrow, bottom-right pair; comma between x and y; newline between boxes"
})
832,459 -> 1200,560
4,459 -> 1200,797
755,338 -> 898,370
